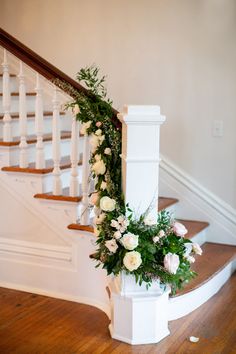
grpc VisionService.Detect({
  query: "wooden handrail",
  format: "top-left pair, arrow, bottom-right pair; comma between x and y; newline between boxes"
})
0,27 -> 121,128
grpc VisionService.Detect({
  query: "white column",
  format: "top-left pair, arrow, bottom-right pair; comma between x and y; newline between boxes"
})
35,73 -> 45,169
118,105 -> 166,219
52,86 -> 62,195
109,105 -> 168,345
80,135 -> 90,225
18,61 -> 28,168
2,49 -> 12,142
69,114 -> 80,197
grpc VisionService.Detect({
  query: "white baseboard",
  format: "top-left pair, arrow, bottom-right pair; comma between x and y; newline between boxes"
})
160,155 -> 236,245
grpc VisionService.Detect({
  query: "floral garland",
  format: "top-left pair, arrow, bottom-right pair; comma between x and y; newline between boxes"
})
61,66 -> 202,294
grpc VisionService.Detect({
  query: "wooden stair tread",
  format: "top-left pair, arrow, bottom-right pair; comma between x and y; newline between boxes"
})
68,224 -> 94,233
0,73 -> 16,77
177,219 -> 209,239
2,156 -> 82,174
34,187 -> 82,202
174,242 -> 236,297
0,92 -> 36,96
0,130 -> 71,147
158,197 -> 178,211
0,111 -> 66,120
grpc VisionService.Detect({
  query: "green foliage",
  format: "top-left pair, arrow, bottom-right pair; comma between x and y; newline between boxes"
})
62,65 -> 199,295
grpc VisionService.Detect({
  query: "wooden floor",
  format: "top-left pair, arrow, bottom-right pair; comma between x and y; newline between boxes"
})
0,274 -> 236,354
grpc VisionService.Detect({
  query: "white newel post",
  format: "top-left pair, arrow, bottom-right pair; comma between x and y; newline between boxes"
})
52,86 -> 62,195
69,114 -> 80,197
109,105 -> 169,345
80,135 -> 90,225
35,73 -> 45,169
2,49 -> 12,142
18,61 -> 28,168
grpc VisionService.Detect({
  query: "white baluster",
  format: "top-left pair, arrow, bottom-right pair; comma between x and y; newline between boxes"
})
35,73 -> 45,168
80,135 -> 90,225
2,49 -> 12,142
69,114 -> 80,197
18,61 -> 28,168
52,86 -> 62,195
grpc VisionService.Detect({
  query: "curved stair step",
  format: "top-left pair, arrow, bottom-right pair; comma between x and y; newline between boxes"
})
169,242 -> 236,320
34,187 -> 82,203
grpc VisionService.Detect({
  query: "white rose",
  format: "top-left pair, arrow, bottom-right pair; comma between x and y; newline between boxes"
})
89,192 -> 99,206
105,239 -> 118,253
173,222 -> 188,237
144,214 -> 157,226
100,181 -> 107,190
90,134 -> 100,152
94,154 -> 101,161
121,233 -> 139,250
104,147 -> 111,155
111,219 -> 120,229
158,230 -> 165,238
153,236 -> 160,243
92,160 -> 106,175
186,255 -> 195,263
100,196 -> 116,212
164,253 -> 180,274
192,243 -> 202,255
80,120 -> 91,135
123,251 -> 142,271
72,104 -> 80,115
114,231 -> 122,239
95,129 -> 102,136
94,213 -> 106,225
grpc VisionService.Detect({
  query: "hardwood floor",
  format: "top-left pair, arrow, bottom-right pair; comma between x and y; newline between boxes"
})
0,273 -> 236,353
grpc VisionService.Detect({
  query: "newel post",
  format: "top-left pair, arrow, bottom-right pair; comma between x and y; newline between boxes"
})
108,105 -> 169,345
118,105 -> 166,219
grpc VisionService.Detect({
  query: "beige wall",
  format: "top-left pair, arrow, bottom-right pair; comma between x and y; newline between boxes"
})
1,0 -> 236,208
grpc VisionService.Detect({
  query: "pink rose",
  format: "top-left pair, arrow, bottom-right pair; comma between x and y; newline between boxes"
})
164,253 -> 180,274
96,121 -> 102,127
89,192 -> 99,206
173,222 -> 188,237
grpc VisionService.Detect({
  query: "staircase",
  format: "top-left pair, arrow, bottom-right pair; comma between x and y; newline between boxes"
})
0,28 -> 235,326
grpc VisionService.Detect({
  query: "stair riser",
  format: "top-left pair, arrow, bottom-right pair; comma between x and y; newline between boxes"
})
0,138 -> 84,166
0,77 -> 18,92
0,96 -> 44,113
0,114 -> 72,137
188,229 -> 206,246
168,261 -> 235,321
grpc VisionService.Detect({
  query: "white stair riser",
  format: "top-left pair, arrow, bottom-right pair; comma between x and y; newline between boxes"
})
0,114 -> 72,137
0,77 -> 18,92
168,261 -> 235,321
0,95 -> 44,113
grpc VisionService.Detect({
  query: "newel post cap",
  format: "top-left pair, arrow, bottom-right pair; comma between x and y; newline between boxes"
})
117,105 -> 166,125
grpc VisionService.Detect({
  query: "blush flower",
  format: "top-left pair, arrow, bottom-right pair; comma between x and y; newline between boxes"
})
105,239 -> 118,253
121,233 -> 139,250
164,253 -> 180,274
92,160 -> 106,175
173,222 -> 188,237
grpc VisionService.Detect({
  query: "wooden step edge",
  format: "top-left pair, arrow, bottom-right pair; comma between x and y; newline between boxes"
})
158,197 -> 179,211
2,159 -> 82,175
0,73 -> 16,77
0,92 -> 36,96
172,242 -> 236,298
68,224 -> 94,233
34,193 -> 82,203
0,130 -> 71,147
0,111 -> 66,120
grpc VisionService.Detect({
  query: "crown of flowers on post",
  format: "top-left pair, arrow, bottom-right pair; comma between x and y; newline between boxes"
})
64,65 -> 202,294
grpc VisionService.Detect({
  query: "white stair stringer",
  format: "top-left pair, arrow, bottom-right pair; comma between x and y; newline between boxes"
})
168,259 -> 236,321
0,167 -> 110,317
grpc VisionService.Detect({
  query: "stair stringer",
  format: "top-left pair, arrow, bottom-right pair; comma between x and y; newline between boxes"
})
0,170 -> 110,317
159,155 -> 236,245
